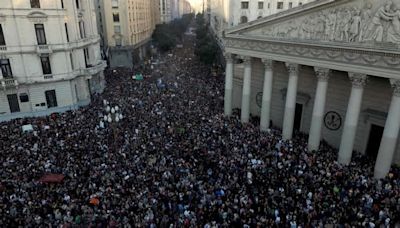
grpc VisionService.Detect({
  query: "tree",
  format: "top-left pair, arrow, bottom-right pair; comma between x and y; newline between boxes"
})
152,14 -> 194,52
152,24 -> 176,52
194,13 -> 218,65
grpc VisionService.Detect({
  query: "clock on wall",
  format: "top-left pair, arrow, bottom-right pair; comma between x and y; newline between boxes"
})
256,92 -> 263,108
324,111 -> 342,131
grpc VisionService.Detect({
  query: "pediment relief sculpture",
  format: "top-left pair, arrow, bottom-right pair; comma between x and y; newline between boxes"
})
246,0 -> 400,47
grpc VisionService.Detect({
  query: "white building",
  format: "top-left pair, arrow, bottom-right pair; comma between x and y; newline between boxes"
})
223,0 -> 400,178
160,0 -> 191,23
0,0 -> 106,121
210,0 -> 315,47
160,0 -> 173,23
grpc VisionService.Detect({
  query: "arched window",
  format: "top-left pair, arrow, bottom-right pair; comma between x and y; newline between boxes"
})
240,16 -> 248,24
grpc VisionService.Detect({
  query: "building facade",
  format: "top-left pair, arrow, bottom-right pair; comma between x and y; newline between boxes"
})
223,0 -> 400,178
160,0 -> 172,23
160,0 -> 192,23
97,0 -> 160,67
210,0 -> 315,48
0,0 -> 106,122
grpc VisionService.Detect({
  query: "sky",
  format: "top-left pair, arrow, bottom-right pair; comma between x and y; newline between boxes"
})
187,0 -> 204,13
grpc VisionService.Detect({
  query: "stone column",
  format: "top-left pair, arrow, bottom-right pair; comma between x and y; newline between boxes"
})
241,56 -> 252,123
224,53 -> 234,116
260,59 -> 274,131
374,80 -> 400,178
338,73 -> 367,165
282,63 -> 299,140
308,67 -> 330,151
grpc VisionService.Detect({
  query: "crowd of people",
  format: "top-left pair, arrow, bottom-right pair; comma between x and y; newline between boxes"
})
1,30 -> 399,227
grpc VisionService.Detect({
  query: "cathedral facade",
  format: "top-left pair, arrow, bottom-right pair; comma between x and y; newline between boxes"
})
223,0 -> 400,178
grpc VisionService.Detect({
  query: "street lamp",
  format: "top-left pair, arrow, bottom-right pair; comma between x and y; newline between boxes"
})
101,99 -> 123,153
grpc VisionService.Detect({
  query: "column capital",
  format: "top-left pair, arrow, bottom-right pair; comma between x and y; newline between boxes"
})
285,63 -> 299,75
240,56 -> 252,66
261,59 -> 273,70
348,73 -> 368,88
390,79 -> 400,97
314,67 -> 330,81
224,52 -> 234,62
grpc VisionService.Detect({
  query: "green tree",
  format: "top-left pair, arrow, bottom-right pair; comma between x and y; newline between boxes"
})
194,13 -> 218,65
152,13 -> 194,52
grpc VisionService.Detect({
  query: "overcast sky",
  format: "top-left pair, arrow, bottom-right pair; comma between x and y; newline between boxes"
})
187,0 -> 204,13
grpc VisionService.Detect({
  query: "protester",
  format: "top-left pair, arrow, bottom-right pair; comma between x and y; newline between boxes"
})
0,31 -> 399,227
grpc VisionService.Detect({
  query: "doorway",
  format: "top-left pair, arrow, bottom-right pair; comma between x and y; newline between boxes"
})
7,94 -> 20,113
365,124 -> 384,160
293,103 -> 303,132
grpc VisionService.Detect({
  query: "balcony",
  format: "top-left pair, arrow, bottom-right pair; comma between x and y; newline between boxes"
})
36,45 -> 52,54
84,61 -> 107,75
1,78 -> 18,88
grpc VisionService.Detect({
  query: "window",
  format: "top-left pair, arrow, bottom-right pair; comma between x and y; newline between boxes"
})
277,2 -> 283,9
35,24 -> 46,45
65,23 -> 69,42
258,2 -> 264,9
30,0 -> 40,8
19,93 -> 29,103
115,38 -> 122,46
113,13 -> 120,22
114,25 -> 121,33
70,52 -> 74,70
240,16 -> 248,24
241,2 -> 249,9
75,0 -> 80,9
299,2 -> 303,6
83,48 -> 90,68
112,0 -> 118,8
0,25 -> 5,46
268,3 -> 270,9
79,21 -> 86,39
7,94 -> 20,113
45,90 -> 58,108
288,2 -> 293,8
61,0 -> 64,9
0,59 -> 12,78
40,56 -> 52,75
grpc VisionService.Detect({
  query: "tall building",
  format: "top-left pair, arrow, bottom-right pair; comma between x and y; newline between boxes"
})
0,0 -> 106,122
160,0 -> 172,23
222,0 -> 400,178
97,0 -> 160,67
171,0 -> 180,20
160,0 -> 191,23
210,0 -> 315,48
152,0 -> 162,28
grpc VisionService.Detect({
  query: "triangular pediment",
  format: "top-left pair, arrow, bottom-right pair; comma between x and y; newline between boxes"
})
226,0 -> 400,50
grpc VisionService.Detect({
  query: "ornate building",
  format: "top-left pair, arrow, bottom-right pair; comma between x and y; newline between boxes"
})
0,0 -> 106,122
223,0 -> 400,178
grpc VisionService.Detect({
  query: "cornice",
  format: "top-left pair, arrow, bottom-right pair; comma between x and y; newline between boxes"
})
225,35 -> 400,56
224,37 -> 400,78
